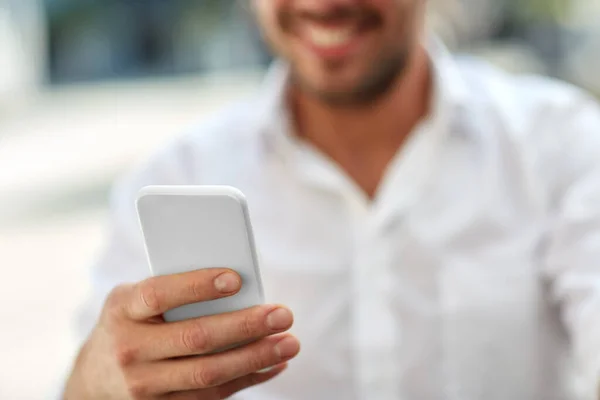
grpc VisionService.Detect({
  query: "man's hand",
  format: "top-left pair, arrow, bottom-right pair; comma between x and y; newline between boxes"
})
64,268 -> 299,399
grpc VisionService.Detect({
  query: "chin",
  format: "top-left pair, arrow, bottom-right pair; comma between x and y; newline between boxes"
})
295,67 -> 366,93
294,50 -> 409,106
311,65 -> 366,86
302,84 -> 378,107
293,70 -> 389,106
310,78 -> 358,95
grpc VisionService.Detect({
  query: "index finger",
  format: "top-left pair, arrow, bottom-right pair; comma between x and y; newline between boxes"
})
125,268 -> 241,320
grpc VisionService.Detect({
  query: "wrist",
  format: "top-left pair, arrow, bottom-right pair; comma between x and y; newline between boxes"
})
63,340 -> 96,400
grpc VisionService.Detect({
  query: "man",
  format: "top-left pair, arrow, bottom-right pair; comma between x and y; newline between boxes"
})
64,0 -> 600,399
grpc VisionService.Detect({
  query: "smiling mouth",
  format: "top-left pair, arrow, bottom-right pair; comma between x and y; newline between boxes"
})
305,25 -> 355,48
279,7 -> 382,61
295,18 -> 380,60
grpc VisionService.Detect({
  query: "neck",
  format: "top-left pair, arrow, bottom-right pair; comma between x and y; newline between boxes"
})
288,44 -> 432,198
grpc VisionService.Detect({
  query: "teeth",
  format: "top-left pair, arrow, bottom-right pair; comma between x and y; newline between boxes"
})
307,26 -> 353,48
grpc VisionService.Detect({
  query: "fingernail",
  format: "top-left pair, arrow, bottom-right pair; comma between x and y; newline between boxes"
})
214,272 -> 240,293
266,308 -> 293,331
274,337 -> 300,359
257,366 -> 275,373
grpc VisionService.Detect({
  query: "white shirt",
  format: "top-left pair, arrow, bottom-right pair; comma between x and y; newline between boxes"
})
80,40 -> 600,400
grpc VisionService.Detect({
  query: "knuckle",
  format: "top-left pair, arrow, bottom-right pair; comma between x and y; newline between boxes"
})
244,359 -> 264,377
180,325 -> 210,353
237,343 -> 274,375
192,365 -> 222,388
125,376 -> 150,399
249,348 -> 271,371
138,279 -> 162,314
114,342 -> 138,367
107,284 -> 127,303
189,278 -> 209,299
105,284 -> 130,315
238,313 -> 260,338
256,339 -> 281,367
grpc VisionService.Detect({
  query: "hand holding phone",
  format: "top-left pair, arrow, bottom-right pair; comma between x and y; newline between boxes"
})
64,268 -> 300,399
64,185 -> 300,399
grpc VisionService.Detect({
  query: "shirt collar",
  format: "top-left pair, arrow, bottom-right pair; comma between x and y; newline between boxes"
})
427,36 -> 469,115
253,37 -> 472,153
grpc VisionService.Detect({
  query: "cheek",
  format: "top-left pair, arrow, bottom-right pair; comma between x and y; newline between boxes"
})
253,0 -> 298,59
253,0 -> 286,19
381,0 -> 420,42
253,0 -> 286,36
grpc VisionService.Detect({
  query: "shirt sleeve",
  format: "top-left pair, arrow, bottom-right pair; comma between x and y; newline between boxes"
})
542,93 -> 600,400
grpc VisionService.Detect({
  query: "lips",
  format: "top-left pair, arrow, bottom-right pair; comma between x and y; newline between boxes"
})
280,7 -> 381,60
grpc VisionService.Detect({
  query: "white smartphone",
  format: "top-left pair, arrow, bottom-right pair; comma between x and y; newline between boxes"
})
136,185 -> 265,322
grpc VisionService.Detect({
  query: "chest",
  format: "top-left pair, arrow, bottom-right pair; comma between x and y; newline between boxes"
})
238,159 -> 549,323
205,134 -> 565,397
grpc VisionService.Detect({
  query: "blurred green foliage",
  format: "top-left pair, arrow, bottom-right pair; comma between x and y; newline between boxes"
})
510,0 -> 573,22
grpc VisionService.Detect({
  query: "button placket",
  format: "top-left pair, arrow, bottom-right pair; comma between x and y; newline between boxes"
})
351,218 -> 402,400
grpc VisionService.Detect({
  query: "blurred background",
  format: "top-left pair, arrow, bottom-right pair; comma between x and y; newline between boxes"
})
0,0 -> 599,398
